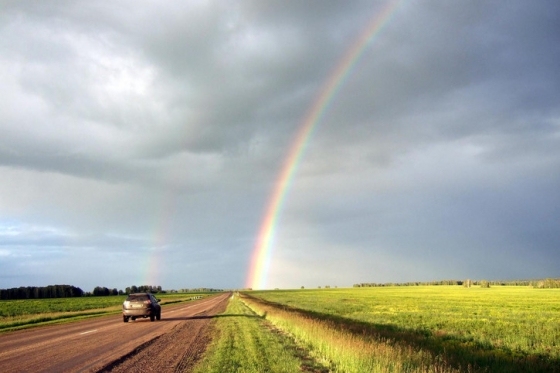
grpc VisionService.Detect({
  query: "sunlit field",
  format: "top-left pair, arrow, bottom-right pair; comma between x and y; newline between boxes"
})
193,294 -> 322,373
0,292 -> 209,332
240,286 -> 560,372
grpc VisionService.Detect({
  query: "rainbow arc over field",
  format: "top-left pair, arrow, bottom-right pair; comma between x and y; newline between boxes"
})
246,1 -> 402,290
145,192 -> 172,286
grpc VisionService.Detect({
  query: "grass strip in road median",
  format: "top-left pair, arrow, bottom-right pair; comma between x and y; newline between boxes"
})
192,293 -> 328,373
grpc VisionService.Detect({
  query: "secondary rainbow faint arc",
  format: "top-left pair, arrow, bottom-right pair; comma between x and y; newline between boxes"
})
146,188 -> 175,286
246,1 -> 402,290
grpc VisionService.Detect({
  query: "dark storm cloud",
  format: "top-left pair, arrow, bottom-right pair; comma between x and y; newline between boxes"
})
0,0 -> 558,290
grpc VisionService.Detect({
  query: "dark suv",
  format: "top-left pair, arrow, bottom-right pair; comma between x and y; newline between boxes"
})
122,293 -> 161,322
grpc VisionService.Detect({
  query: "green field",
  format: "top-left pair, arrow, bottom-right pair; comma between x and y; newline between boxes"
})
0,292 -> 210,332
193,294 -> 326,373
4,287 -> 560,372
237,286 -> 560,372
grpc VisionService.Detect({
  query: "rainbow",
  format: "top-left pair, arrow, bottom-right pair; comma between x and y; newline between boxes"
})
246,1 -> 402,289
145,190 -> 175,286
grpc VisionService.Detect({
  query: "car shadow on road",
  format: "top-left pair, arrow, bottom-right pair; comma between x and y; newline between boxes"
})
159,313 -> 264,322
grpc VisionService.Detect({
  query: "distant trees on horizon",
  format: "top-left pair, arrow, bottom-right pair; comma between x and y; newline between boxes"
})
124,285 -> 163,294
0,285 -> 84,300
353,278 -> 560,288
0,284 -> 165,299
0,284 -> 226,299
533,278 -> 560,289
354,280 -> 465,287
175,287 -> 224,293
6,278 -> 558,300
92,286 -> 121,296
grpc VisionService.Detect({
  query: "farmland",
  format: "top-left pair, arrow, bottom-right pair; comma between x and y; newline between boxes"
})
0,294 -> 230,372
237,286 -> 560,372
2,286 -> 559,372
0,292 -> 209,332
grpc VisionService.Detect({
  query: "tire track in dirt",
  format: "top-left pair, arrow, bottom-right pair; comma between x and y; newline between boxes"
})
99,293 -> 229,373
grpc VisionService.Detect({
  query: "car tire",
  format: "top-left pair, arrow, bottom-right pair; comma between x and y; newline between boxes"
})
123,316 -> 129,323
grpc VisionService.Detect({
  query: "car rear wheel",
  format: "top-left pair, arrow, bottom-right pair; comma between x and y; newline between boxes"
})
123,316 -> 129,323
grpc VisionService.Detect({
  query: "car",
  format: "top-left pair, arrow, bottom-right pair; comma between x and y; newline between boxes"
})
122,292 -> 161,322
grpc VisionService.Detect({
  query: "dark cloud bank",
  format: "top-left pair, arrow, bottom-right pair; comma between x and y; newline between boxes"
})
0,1 -> 559,290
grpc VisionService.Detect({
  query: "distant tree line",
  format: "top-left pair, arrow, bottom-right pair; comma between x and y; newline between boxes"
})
124,285 -> 164,294
353,278 -> 560,288
86,285 -> 167,296
532,278 -> 560,288
354,280 -> 464,287
0,285 -> 84,300
89,286 -> 123,296
0,283 -> 226,299
176,288 -> 223,293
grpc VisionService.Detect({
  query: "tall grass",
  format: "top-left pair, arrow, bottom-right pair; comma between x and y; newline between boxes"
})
193,294 -> 317,373
249,287 -> 560,359
242,294 -> 460,373
243,286 -> 560,372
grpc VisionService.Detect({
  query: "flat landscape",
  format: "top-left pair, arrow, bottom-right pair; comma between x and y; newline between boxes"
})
3,2 -> 559,371
1,286 -> 559,372
240,286 -> 560,372
0,292 -> 211,332
0,293 -> 229,372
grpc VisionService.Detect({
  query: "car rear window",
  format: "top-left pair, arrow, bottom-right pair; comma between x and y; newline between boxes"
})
127,294 -> 149,301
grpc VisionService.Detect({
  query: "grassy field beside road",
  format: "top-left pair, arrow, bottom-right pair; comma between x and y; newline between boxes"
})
0,292 -> 210,332
193,294 -> 327,373
242,286 -> 560,372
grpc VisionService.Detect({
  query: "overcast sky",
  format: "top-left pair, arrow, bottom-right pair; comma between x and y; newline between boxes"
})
1,1 -> 559,291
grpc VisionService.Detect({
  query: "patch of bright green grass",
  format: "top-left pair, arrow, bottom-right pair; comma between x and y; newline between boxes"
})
193,294 -> 327,373
243,293 -> 458,373
245,286 -> 560,372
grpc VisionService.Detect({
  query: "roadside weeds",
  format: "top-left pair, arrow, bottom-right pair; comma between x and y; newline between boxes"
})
191,293 -> 329,373
241,293 -> 461,373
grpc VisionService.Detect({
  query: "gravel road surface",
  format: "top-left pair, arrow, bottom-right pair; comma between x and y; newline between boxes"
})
0,293 -> 230,372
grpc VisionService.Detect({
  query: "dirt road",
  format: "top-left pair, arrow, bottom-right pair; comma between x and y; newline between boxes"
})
0,293 -> 230,373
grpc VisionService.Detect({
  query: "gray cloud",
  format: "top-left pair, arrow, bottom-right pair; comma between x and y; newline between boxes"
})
1,0 -> 559,290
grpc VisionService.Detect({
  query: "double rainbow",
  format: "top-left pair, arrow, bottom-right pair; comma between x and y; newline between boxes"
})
246,1 -> 402,289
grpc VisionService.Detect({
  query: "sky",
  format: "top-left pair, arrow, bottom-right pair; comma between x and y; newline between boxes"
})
1,1 -> 559,292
